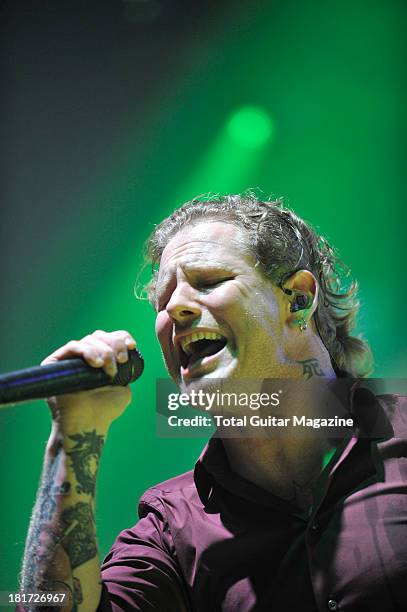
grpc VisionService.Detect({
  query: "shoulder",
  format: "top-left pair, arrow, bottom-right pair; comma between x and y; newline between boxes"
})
377,393 -> 407,408
138,469 -> 197,518
376,393 -> 407,438
374,394 -> 407,466
103,470 -> 198,564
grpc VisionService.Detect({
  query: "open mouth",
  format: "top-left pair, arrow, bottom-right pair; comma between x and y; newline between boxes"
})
178,331 -> 228,369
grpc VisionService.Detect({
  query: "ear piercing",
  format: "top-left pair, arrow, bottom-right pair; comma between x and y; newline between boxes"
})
299,318 -> 308,332
279,284 -> 310,332
288,293 -> 309,331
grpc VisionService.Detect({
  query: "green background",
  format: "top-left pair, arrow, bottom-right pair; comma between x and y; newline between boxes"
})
1,0 -> 406,591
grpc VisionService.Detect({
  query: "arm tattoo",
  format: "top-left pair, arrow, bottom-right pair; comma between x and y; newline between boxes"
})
73,576 -> 83,605
21,449 -> 62,591
297,358 -> 325,380
21,430 -> 105,609
60,502 -> 97,568
67,430 -> 104,496
37,580 -> 74,612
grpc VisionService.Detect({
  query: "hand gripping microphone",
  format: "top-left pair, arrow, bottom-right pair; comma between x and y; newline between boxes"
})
0,349 -> 144,407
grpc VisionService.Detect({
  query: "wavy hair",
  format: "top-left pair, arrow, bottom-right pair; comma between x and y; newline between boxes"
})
144,193 -> 373,377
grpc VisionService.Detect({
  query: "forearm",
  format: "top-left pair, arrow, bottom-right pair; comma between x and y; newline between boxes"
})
20,421 -> 108,611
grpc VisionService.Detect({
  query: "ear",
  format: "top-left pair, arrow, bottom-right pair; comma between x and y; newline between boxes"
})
282,269 -> 319,328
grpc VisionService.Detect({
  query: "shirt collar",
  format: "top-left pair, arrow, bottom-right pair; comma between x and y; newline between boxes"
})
349,382 -> 394,440
194,384 -> 393,510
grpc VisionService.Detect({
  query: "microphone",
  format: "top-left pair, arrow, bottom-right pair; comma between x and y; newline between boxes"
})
0,349 -> 144,406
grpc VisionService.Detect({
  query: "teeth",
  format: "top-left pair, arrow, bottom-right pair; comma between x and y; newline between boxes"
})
180,331 -> 225,355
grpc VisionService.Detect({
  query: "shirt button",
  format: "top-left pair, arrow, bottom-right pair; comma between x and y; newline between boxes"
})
311,521 -> 319,531
327,599 -> 338,611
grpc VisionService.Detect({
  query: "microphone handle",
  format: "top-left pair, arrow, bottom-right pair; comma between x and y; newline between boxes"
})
0,349 -> 144,406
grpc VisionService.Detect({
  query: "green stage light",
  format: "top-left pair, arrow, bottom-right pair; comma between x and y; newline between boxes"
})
226,106 -> 274,148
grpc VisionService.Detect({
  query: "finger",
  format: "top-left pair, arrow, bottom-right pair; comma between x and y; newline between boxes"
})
42,338 -> 118,377
81,337 -> 118,377
41,340 -> 85,366
42,339 -> 105,367
116,330 -> 137,349
117,330 -> 137,352
92,330 -> 136,363
93,329 -> 136,347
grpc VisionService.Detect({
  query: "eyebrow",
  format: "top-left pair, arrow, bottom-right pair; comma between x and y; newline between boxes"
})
154,262 -> 237,305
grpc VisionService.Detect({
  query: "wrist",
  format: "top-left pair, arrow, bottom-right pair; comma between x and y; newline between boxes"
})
47,418 -> 110,453
46,387 -> 130,432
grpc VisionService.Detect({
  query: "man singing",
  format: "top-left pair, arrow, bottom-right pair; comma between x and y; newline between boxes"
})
20,195 -> 407,611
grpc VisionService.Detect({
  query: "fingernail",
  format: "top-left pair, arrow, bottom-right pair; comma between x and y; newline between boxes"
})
108,363 -> 118,377
125,338 -> 136,348
94,356 -> 103,366
117,351 -> 127,363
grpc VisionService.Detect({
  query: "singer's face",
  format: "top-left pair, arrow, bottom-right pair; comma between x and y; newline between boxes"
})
154,221 -> 289,391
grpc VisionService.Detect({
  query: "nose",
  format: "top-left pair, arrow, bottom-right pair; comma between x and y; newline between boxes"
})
165,281 -> 201,322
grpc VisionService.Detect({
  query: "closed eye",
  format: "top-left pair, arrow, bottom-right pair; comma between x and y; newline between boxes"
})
198,277 -> 235,288
156,276 -> 235,310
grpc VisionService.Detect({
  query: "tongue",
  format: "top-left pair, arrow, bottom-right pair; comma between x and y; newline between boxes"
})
188,339 -> 226,365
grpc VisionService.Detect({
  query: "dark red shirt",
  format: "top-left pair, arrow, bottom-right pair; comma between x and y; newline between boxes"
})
99,390 -> 407,611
